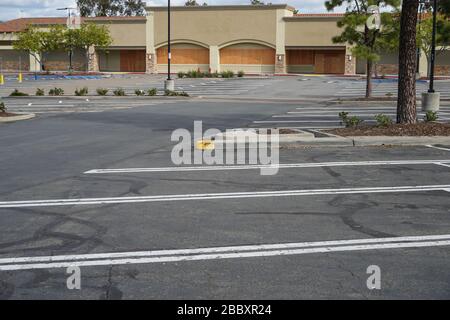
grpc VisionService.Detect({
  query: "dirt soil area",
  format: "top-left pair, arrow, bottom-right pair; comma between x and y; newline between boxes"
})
326,122 -> 450,136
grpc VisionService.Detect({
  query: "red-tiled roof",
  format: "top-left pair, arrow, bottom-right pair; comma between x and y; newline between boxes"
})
0,18 -> 66,32
0,16 -> 146,33
293,13 -> 345,17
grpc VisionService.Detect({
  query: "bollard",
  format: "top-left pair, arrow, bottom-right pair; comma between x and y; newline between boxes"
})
18,73 -> 23,83
0,74 -> 4,85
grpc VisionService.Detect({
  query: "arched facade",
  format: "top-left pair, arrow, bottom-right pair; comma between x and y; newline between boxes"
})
155,42 -> 210,73
219,42 -> 276,74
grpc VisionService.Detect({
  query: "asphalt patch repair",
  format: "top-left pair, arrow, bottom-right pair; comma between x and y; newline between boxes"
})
326,122 -> 450,136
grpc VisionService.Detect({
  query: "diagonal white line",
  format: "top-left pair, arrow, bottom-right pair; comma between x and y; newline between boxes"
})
1,234 -> 449,265
426,145 -> 450,152
84,159 -> 450,174
1,239 -> 450,271
0,185 -> 449,208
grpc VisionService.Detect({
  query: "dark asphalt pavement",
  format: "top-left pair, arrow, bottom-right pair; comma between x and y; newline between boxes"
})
0,93 -> 450,299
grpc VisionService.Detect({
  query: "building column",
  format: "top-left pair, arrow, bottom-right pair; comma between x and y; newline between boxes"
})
275,54 -> 286,74
145,11 -> 157,74
344,46 -> 356,75
275,9 -> 290,74
29,53 -> 41,72
88,46 -> 99,72
209,45 -> 220,73
146,52 -> 157,74
418,48 -> 428,78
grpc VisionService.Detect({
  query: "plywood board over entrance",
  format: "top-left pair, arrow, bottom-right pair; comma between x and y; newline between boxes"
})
314,50 -> 345,74
156,44 -> 210,73
219,43 -> 276,73
285,49 -> 345,74
120,50 -> 146,72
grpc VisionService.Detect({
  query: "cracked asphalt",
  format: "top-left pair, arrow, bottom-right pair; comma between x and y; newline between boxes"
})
0,88 -> 450,299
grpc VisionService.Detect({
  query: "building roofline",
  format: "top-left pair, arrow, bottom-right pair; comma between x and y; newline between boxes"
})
147,4 -> 295,11
284,13 -> 344,21
0,16 -> 146,32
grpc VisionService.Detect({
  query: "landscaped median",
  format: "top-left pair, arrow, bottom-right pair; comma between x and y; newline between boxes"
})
279,122 -> 450,148
200,126 -> 450,149
0,102 -> 35,123
7,88 -> 190,98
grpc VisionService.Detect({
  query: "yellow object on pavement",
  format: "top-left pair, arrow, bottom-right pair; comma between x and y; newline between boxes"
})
196,139 -> 215,150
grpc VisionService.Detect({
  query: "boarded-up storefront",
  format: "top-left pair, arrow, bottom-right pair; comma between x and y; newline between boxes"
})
156,44 -> 210,73
286,49 -> 345,74
220,43 -> 275,74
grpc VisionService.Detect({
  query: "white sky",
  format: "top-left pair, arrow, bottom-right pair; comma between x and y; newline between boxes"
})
0,0 -> 341,22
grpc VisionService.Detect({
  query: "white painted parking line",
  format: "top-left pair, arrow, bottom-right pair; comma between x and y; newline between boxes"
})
268,119 -> 373,123
254,120 -> 352,124
0,184 -> 449,208
436,163 -> 450,168
84,159 -> 450,174
1,234 -> 450,271
426,145 -> 450,152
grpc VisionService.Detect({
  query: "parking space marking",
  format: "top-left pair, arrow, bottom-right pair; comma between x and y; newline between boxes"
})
1,184 -> 450,208
1,234 -> 450,271
436,163 -> 450,168
426,145 -> 450,152
84,159 -> 450,174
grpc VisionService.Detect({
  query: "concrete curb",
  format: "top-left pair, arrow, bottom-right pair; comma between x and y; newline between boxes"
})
3,96 -> 191,100
0,113 -> 35,123
285,136 -> 450,147
351,136 -> 450,146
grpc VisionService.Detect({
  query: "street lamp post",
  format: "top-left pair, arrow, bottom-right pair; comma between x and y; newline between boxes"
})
416,2 -> 424,75
428,0 -> 438,93
421,0 -> 440,112
164,0 -> 175,91
57,7 -> 77,73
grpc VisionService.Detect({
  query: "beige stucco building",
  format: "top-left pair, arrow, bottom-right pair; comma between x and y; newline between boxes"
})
0,4 -> 449,76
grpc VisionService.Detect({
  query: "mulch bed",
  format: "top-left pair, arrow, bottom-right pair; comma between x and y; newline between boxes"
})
261,128 -> 300,135
326,122 -> 450,136
337,97 -> 397,102
0,112 -> 18,117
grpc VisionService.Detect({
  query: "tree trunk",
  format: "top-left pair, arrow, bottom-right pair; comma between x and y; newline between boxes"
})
366,60 -> 373,98
397,0 -> 419,124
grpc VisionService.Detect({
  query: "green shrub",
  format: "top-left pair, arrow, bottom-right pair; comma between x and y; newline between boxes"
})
9,89 -> 29,96
164,90 -> 189,97
338,111 -> 349,125
345,116 -> 364,128
186,70 -> 204,78
177,71 -> 186,79
135,89 -> 145,96
375,114 -> 393,127
0,102 -> 6,113
424,111 -> 438,122
113,88 -> 126,96
75,87 -> 89,96
237,70 -> 245,78
49,88 -> 64,96
221,70 -> 235,78
147,88 -> 157,96
338,111 -> 363,128
96,88 -> 109,96
36,88 -> 45,96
